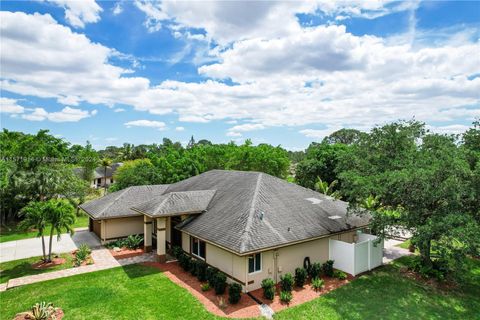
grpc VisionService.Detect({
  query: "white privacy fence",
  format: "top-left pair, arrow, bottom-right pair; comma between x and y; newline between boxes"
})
329,233 -> 383,276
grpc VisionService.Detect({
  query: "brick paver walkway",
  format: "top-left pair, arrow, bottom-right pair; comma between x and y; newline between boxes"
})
1,249 -> 156,291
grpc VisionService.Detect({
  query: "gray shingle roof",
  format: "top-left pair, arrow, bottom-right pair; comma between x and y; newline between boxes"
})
168,170 -> 370,254
79,185 -> 169,219
132,190 -> 216,217
74,163 -> 123,179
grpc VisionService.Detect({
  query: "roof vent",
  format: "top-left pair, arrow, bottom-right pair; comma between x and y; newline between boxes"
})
328,215 -> 342,220
259,211 -> 264,220
305,197 -> 323,204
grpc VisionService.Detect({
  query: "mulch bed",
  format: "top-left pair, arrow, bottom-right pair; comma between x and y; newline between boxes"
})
143,261 -> 261,318
31,258 -> 66,270
14,308 -> 64,320
110,248 -> 144,260
143,261 -> 356,318
249,274 -> 354,312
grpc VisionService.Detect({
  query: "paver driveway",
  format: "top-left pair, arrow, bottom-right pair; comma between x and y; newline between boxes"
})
0,230 -> 101,263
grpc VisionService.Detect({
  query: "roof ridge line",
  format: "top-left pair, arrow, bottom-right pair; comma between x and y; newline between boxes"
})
239,172 -> 263,252
99,187 -> 130,218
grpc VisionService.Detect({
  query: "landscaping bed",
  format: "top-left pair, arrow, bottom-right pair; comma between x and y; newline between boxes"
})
109,247 -> 144,260
249,274 -> 353,313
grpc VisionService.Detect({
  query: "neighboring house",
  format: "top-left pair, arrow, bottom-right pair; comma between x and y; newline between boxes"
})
75,163 -> 123,188
79,170 -> 383,292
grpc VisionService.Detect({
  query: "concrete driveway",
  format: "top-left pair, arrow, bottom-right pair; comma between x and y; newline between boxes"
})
0,230 -> 101,263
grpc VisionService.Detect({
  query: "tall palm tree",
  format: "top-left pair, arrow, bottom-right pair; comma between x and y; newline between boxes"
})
100,158 -> 112,194
19,202 -> 48,262
45,200 -> 76,262
314,176 -> 341,200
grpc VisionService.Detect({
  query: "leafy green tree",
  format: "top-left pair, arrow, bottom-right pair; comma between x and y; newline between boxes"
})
110,159 -> 163,191
323,128 -> 366,145
45,200 -> 76,262
340,121 -> 479,270
78,141 -> 98,182
19,202 -> 49,261
314,177 -> 341,199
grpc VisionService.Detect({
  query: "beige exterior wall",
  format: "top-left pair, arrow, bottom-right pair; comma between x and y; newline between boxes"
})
102,216 -> 144,241
181,233 -> 190,252
244,230 -> 357,291
205,243 -> 246,287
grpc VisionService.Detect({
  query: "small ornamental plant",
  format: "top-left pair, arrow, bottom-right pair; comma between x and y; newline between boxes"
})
201,283 -> 210,292
280,273 -> 294,292
333,270 -> 347,280
309,262 -> 322,278
279,290 -> 292,304
311,277 -> 324,292
228,283 -> 242,304
261,278 -> 275,300
294,267 -> 308,287
322,260 -> 335,277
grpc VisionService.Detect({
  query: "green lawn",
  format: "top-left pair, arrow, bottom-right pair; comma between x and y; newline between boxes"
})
0,214 -> 89,243
275,257 -> 480,320
0,264 -> 229,320
1,258 -> 478,319
0,253 -> 75,283
396,239 -> 411,249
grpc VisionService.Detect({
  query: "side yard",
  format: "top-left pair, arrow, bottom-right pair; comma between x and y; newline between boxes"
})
1,257 -> 478,320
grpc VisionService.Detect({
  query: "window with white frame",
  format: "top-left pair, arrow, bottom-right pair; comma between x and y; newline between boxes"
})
248,253 -> 261,273
191,237 -> 206,260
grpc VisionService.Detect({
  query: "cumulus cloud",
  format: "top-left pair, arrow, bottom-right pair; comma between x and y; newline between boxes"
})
46,0 -> 102,28
21,106 -> 96,122
1,10 -> 478,138
112,2 -> 123,16
0,97 -> 25,114
114,108 -> 126,112
124,120 -> 166,130
175,126 -> 185,131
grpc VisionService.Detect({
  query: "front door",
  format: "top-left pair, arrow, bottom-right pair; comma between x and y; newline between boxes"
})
171,216 -> 182,248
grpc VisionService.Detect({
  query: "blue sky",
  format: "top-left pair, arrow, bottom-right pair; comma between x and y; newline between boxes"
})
1,1 -> 479,150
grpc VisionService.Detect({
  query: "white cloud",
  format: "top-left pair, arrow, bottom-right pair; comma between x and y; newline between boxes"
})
427,124 -> 471,135
229,123 -> 265,132
21,106 -> 96,122
175,126 -> 185,131
226,131 -> 242,137
46,0 -> 102,28
299,127 -> 343,139
124,120 -> 166,130
1,11 -> 478,140
112,2 -> 123,16
0,97 -> 25,114
114,108 -> 126,112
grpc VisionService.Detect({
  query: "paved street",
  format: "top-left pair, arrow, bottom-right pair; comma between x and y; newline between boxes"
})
0,230 -> 101,263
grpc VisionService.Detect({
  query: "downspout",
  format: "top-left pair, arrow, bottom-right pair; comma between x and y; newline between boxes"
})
273,250 -> 279,284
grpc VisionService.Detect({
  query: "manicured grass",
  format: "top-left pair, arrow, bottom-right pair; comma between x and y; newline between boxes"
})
0,215 -> 89,243
0,264 -> 229,320
0,253 -> 75,283
396,239 -> 411,249
275,257 -> 480,320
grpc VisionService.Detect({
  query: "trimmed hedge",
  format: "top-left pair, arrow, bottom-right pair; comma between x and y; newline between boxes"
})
261,278 -> 275,300
280,273 -> 294,292
294,267 -> 308,287
322,260 -> 334,277
310,262 -> 322,278
213,272 -> 227,295
228,283 -> 242,304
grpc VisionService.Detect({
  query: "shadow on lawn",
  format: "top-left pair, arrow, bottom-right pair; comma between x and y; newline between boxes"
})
120,263 -> 162,279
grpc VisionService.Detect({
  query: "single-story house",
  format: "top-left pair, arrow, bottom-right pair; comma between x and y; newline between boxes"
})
75,162 -> 123,188
80,170 -> 383,292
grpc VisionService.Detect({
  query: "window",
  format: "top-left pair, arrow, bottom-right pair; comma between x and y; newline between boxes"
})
191,237 -> 206,260
248,253 -> 261,273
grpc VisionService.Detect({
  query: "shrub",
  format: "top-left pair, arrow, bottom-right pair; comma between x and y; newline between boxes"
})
179,254 -> 191,271
261,278 -> 275,300
294,267 -> 308,287
105,238 -> 125,249
309,262 -> 322,278
333,270 -> 347,280
280,273 -> 294,292
196,260 -> 208,282
228,283 -> 242,304
190,259 -> 199,276
201,283 -> 210,292
26,302 -> 57,320
74,243 -> 91,266
213,272 -> 227,295
206,267 -> 218,287
172,246 -> 183,258
311,277 -> 324,292
322,260 -> 334,277
279,291 -> 292,304
124,234 -> 143,249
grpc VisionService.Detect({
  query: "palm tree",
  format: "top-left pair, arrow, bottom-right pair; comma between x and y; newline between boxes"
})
45,200 -> 76,262
19,202 -> 48,262
100,158 -> 112,194
314,176 -> 341,200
